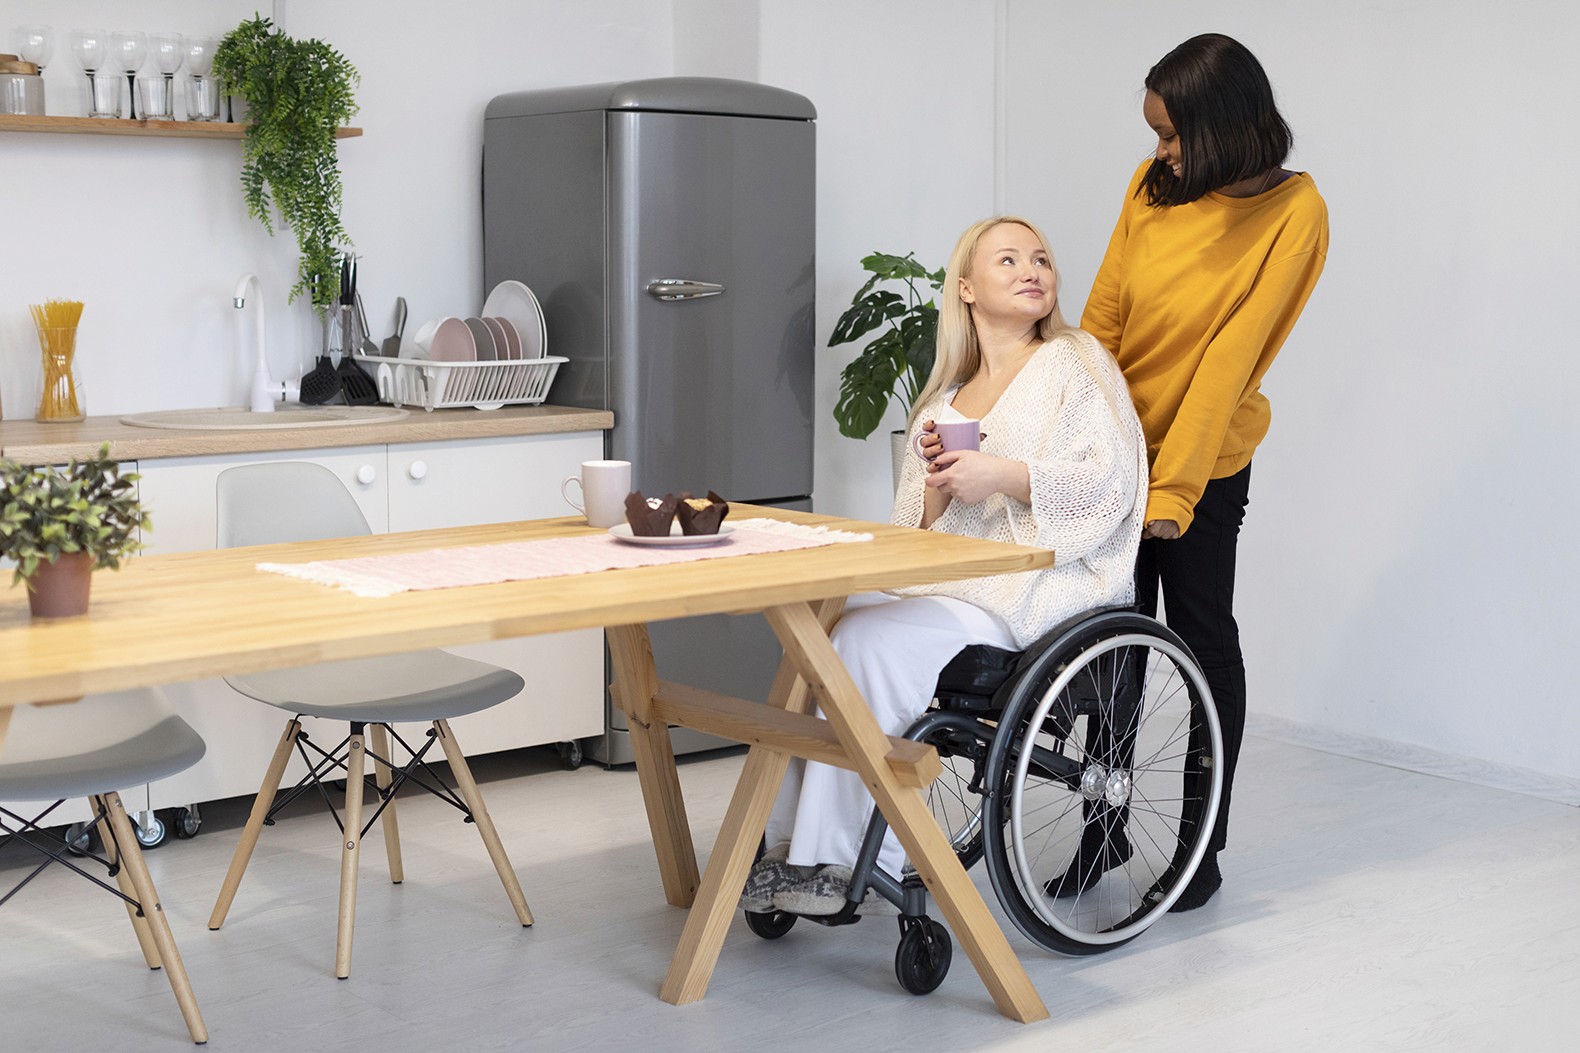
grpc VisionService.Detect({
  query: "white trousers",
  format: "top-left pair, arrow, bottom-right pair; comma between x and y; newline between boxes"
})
764,592 -> 1018,876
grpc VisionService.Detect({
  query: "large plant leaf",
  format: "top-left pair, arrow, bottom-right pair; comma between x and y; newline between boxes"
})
860,252 -> 932,283
830,290 -> 904,347
834,328 -> 908,439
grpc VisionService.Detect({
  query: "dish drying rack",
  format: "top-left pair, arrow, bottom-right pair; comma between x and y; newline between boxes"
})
364,355 -> 567,411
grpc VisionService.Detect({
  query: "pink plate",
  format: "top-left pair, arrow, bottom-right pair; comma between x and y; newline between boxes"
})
428,317 -> 475,362
483,316 -> 516,360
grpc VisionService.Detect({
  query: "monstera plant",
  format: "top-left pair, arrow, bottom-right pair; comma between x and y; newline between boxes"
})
828,251 -> 945,441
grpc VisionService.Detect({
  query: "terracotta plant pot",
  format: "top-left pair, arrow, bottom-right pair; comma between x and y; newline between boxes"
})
26,551 -> 95,618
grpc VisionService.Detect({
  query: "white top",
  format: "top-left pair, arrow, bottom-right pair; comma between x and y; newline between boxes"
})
889,330 -> 1148,648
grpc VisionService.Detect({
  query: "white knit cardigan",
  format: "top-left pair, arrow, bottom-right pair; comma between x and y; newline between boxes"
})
889,330 -> 1147,648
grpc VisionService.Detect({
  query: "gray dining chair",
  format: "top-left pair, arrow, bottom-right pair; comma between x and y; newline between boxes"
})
0,688 -> 209,1044
205,461 -> 533,979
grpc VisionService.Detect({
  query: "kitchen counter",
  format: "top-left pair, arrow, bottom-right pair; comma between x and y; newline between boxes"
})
0,404 -> 613,464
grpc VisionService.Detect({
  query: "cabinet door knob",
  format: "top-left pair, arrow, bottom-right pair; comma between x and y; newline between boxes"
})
408,459 -> 428,480
356,464 -> 377,485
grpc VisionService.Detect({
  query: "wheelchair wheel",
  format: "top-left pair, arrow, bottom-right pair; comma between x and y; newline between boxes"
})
982,613 -> 1222,955
894,917 -> 952,994
744,909 -> 798,940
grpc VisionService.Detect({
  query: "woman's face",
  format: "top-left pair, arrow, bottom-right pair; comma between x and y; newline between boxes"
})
1143,90 -> 1181,178
958,222 -> 1054,325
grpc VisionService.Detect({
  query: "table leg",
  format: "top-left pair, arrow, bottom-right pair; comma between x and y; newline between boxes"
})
764,601 -> 1049,1024
607,623 -> 700,907
658,597 -> 842,1005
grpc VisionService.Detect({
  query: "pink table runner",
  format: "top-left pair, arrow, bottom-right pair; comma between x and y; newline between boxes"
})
257,517 -> 873,598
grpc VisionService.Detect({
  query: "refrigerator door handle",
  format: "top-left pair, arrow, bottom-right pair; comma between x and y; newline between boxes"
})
646,278 -> 726,301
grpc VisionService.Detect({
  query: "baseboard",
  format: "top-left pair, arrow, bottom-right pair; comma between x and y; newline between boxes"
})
1248,713 -> 1580,807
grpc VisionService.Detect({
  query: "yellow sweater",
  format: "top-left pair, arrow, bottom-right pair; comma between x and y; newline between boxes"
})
1082,161 -> 1328,533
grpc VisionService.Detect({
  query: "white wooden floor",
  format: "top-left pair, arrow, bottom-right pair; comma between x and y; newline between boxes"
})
3,733 -> 1578,1051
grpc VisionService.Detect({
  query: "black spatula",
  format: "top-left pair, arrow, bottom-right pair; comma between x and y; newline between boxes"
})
299,311 -> 342,405
334,255 -> 379,405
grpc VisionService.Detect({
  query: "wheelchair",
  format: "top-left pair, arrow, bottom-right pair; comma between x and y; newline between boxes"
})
743,607 -> 1224,995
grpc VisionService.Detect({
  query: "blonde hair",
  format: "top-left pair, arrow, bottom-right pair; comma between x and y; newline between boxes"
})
909,216 -> 1076,429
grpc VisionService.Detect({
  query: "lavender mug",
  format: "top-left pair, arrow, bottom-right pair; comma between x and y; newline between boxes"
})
912,419 -> 984,460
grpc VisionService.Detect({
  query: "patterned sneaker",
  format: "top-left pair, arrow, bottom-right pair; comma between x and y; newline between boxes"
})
739,846 -> 805,913
772,865 -> 856,916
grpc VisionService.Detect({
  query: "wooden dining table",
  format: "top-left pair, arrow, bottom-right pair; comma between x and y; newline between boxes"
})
0,504 -> 1053,1023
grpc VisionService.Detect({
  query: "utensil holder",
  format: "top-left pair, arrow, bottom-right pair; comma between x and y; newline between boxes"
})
36,326 -> 85,422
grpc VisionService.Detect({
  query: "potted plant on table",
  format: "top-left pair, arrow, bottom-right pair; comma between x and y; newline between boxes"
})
0,443 -> 148,618
828,252 -> 946,485
213,15 -> 360,311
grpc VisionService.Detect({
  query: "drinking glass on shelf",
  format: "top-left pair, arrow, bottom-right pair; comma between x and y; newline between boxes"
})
15,25 -> 55,77
70,28 -> 108,116
185,74 -> 220,121
137,75 -> 171,120
181,35 -> 217,121
89,71 -> 121,119
149,32 -> 181,115
110,30 -> 145,119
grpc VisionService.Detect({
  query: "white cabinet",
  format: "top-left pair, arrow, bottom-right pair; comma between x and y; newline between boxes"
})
28,432 -> 604,825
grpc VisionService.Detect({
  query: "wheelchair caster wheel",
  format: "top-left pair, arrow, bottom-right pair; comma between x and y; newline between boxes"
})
895,917 -> 951,995
744,909 -> 797,940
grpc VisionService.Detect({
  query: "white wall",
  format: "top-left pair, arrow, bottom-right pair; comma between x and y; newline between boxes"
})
1003,1 -> 1580,786
757,0 -> 1000,523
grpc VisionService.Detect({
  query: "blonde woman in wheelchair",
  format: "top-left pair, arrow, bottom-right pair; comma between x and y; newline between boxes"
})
743,216 -> 1148,917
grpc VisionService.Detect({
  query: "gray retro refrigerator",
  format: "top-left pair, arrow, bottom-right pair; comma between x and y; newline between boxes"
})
483,77 -> 817,765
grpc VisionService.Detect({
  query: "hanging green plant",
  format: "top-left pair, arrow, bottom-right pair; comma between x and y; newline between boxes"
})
214,15 -> 360,310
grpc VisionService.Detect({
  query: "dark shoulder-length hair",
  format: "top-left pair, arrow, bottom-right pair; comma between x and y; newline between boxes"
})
1139,33 -> 1292,207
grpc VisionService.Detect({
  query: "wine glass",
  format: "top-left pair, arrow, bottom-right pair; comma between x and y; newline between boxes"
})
150,32 -> 182,110
181,36 -> 218,121
70,28 -> 108,116
111,30 -> 146,119
15,25 -> 54,76
182,35 -> 215,78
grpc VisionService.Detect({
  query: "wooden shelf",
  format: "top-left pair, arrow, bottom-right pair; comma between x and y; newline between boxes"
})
0,114 -> 362,139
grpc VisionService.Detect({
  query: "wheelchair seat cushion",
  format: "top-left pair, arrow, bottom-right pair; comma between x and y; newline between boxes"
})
933,605 -> 1139,705
936,643 -> 1024,698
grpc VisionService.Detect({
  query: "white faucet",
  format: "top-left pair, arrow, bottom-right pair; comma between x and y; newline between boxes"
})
233,273 -> 300,411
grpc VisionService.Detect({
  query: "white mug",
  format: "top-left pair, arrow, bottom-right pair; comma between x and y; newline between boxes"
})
562,459 -> 632,528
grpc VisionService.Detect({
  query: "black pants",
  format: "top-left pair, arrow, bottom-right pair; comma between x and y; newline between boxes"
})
1134,463 -> 1251,855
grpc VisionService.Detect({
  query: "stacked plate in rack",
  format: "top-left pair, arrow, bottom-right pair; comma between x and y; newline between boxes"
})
406,281 -> 546,362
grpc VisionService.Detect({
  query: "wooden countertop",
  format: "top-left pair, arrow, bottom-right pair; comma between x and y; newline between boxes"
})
0,404 -> 613,464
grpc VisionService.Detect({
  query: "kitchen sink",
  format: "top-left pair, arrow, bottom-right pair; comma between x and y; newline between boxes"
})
120,406 -> 410,431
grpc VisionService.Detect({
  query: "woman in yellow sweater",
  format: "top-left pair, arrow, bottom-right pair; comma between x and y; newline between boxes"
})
1082,33 -> 1328,910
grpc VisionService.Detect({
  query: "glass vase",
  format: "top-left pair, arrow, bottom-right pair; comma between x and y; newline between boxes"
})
36,326 -> 85,422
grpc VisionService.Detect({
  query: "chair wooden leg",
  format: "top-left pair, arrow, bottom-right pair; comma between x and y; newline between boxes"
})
210,719 -> 301,930
103,791 -> 209,1044
336,725 -> 368,979
95,794 -> 162,970
435,720 -> 533,927
368,723 -> 404,884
